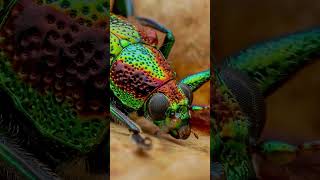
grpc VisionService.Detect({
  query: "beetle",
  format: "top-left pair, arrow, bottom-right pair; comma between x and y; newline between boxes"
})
212,28 -> 320,179
0,0 -> 108,179
110,0 -> 210,148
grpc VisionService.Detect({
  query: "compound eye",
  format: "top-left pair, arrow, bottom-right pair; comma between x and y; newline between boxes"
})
147,93 -> 169,120
179,83 -> 193,104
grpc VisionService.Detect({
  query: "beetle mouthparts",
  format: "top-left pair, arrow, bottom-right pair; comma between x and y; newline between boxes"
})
178,125 -> 191,139
170,125 -> 191,139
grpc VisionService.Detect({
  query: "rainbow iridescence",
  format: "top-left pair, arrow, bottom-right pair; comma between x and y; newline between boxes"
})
110,14 -> 179,109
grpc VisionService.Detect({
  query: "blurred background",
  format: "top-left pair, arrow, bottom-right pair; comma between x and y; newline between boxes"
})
213,0 -> 320,179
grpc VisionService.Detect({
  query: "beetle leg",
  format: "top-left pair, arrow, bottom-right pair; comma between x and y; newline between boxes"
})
0,0 -> 17,28
223,28 -> 320,96
180,69 -> 210,92
191,105 -> 209,111
110,104 -> 152,150
257,140 -> 320,165
135,17 -> 175,59
113,0 -> 175,58
0,132 -> 59,179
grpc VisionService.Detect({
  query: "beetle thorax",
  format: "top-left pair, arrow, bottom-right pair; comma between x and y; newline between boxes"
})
156,80 -> 188,106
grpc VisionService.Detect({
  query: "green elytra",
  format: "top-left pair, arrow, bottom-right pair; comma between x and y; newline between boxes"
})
212,28 -> 320,179
0,0 -> 108,179
110,0 -> 210,146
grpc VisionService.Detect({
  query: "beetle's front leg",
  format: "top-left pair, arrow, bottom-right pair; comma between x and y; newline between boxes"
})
180,69 -> 210,92
191,105 -> 210,111
180,69 -> 210,113
188,103 -> 209,114
257,140 -> 320,165
110,104 -> 152,150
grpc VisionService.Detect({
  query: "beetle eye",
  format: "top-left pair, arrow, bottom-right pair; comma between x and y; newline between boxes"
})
179,83 -> 193,104
147,93 -> 169,120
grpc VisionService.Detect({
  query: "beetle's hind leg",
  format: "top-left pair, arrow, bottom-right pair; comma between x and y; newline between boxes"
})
135,17 -> 175,59
110,104 -> 152,150
113,0 -> 175,59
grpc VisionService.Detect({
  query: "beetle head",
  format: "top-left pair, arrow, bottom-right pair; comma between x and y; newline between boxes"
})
145,80 -> 193,139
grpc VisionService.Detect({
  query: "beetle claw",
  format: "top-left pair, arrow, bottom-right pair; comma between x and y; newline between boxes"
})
192,131 -> 199,139
131,132 -> 152,151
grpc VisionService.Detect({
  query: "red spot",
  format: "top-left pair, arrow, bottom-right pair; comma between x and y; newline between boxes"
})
137,25 -> 159,46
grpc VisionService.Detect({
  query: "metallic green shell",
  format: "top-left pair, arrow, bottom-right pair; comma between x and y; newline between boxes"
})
110,14 -> 140,58
110,14 -> 175,110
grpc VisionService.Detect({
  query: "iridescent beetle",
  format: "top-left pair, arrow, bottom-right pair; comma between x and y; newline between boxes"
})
0,0 -> 108,179
110,0 -> 210,148
212,28 -> 320,179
